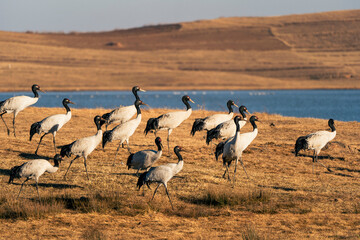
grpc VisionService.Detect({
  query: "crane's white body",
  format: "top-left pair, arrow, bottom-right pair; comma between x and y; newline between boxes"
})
157,109 -> 192,131
200,112 -> 234,131
129,149 -> 162,171
145,160 -> 183,185
304,130 -> 336,155
214,118 -> 247,140
223,127 -> 258,157
0,96 -> 38,116
17,159 -> 59,182
36,111 -> 71,137
106,105 -> 136,125
108,113 -> 141,145
67,129 -> 102,158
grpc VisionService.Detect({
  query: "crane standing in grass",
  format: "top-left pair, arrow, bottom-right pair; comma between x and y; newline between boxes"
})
206,105 -> 250,145
144,95 -> 194,155
190,100 -> 238,136
102,99 -> 148,165
221,115 -> 259,182
127,137 -> 163,176
8,154 -> 62,200
137,146 -> 184,210
0,84 -> 44,137
102,86 -> 146,130
60,115 -> 106,180
30,98 -> 74,155
294,118 -> 336,172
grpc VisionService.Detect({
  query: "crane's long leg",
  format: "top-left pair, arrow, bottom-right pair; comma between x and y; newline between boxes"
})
239,156 -> 250,180
64,156 -> 80,180
312,150 -> 316,174
164,184 -> 174,210
126,139 -> 131,153
151,183 -> 161,201
35,133 -> 48,155
222,163 -> 230,179
233,157 -> 239,183
52,134 -> 57,154
315,155 -> 332,172
0,112 -> 10,135
17,178 -> 30,198
83,156 -> 90,180
12,113 -> 16,137
35,181 -> 40,201
112,143 -> 122,166
167,129 -> 172,157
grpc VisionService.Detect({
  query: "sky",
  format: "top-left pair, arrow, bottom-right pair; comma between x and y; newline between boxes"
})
0,0 -> 359,32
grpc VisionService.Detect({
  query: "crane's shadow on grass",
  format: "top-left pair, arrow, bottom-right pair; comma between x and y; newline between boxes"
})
257,184 -> 297,192
0,168 -> 11,177
19,152 -> 52,160
294,153 -> 345,161
10,182 -> 83,189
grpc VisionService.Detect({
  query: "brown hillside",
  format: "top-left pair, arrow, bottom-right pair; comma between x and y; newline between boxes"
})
0,10 -> 360,91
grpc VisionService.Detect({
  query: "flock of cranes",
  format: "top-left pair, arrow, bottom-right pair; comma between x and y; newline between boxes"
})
1,84 -> 337,209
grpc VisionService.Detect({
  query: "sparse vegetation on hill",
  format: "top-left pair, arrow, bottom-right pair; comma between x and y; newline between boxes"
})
0,10 -> 359,91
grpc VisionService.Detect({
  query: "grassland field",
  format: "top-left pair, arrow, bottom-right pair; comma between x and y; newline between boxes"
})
0,106 -> 358,239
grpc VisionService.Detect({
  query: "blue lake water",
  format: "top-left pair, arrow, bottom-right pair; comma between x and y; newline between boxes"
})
0,90 -> 359,122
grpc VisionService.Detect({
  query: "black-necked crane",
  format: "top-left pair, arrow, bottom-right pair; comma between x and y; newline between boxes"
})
30,98 -> 74,155
60,115 -> 106,180
294,118 -> 336,172
102,99 -> 147,165
190,100 -> 238,136
0,84 -> 44,137
127,137 -> 163,175
220,115 -> 259,182
144,95 -> 194,155
206,105 -> 250,145
102,86 -> 146,130
137,146 -> 184,210
8,154 -> 62,200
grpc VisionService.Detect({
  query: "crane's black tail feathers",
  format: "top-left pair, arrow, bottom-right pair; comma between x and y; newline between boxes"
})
144,118 -> 159,136
215,141 -> 226,161
102,131 -> 112,148
29,122 -> 41,141
191,118 -> 205,136
0,100 -> 5,108
8,165 -> 21,184
295,136 -> 308,156
127,153 -> 134,170
206,128 -> 220,145
137,171 -> 148,189
60,143 -> 73,158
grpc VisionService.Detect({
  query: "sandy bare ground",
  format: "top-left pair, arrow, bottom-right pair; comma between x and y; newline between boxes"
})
0,106 -> 358,239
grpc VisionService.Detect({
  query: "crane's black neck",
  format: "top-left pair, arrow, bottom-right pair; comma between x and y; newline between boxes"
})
156,141 -> 162,151
175,150 -> 183,162
239,106 -> 247,119
235,120 -> 241,133
135,101 -> 142,115
95,118 -> 105,131
227,101 -> 234,114
63,101 -> 71,113
32,86 -> 39,98
183,99 -> 191,110
329,120 -> 336,132
132,88 -> 140,100
250,118 -> 257,130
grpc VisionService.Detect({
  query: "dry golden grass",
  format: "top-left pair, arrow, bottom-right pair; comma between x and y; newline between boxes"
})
0,10 -> 359,91
0,107 -> 359,239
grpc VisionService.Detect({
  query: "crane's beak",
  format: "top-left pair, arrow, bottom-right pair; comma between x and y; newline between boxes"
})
139,88 -> 146,92
141,101 -> 149,107
189,98 -> 195,103
246,110 -> 251,115
39,88 -> 46,93
69,101 -> 75,105
233,103 -> 239,108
